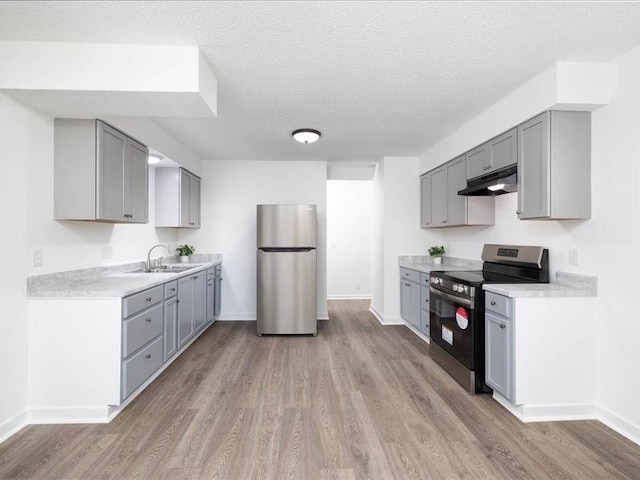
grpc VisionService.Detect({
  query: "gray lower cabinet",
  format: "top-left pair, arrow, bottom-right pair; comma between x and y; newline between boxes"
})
193,273 -> 207,332
121,286 -> 164,401
399,268 -> 420,329
206,268 -> 215,323
54,119 -> 148,223
163,280 -> 178,362
517,111 -> 591,220
214,264 -> 222,317
178,271 -> 208,347
420,156 -> 494,228
420,273 -> 430,338
178,276 -> 194,347
485,292 -> 513,401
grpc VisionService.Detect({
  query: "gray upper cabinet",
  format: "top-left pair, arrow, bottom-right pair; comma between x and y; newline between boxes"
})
517,111 -> 591,220
155,167 -> 202,228
466,128 -> 517,180
420,174 -> 432,228
420,156 -> 494,228
55,119 -> 149,223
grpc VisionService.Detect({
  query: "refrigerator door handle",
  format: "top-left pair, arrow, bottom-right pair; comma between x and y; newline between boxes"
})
259,247 -> 315,253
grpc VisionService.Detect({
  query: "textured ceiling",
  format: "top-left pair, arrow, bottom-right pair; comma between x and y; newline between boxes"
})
1,1 -> 640,164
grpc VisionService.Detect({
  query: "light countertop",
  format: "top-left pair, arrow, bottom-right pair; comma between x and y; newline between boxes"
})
27,254 -> 222,299
483,272 -> 597,298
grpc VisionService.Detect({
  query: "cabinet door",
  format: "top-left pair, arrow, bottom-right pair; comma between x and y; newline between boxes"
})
206,277 -> 214,323
192,273 -> 207,332
164,296 -> 178,361
446,156 -> 467,226
420,174 -> 432,227
430,168 -> 447,227
518,112 -> 550,219
485,311 -> 512,400
180,170 -> 191,227
409,282 -> 420,328
466,143 -> 490,180
125,139 -> 148,223
189,176 -> 201,227
96,121 -> 126,221
213,275 -> 222,317
178,276 -> 193,347
491,128 -> 517,171
400,280 -> 411,323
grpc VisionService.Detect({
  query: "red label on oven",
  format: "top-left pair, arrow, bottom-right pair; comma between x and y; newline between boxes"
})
456,307 -> 469,329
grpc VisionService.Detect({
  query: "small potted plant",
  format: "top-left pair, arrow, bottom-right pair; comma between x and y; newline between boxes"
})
176,244 -> 195,263
428,245 -> 446,265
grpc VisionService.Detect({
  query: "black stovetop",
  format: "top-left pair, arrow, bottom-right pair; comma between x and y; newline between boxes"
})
431,268 -> 548,287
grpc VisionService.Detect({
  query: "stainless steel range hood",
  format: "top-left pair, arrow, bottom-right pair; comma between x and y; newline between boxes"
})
458,165 -> 517,196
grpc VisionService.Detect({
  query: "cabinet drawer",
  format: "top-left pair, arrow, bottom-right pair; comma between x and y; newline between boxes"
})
486,292 -> 511,317
206,267 -> 214,279
123,285 -> 163,317
421,273 -> 430,287
214,264 -> 222,276
400,267 -> 420,283
122,336 -> 163,400
164,281 -> 178,299
122,303 -> 163,358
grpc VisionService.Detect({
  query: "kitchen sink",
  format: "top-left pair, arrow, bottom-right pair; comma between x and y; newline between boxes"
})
125,265 -> 200,274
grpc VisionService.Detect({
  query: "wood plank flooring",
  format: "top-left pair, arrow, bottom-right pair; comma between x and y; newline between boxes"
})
1,299 -> 639,479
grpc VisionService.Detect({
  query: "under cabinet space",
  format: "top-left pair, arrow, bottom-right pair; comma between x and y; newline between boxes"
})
155,167 -> 202,228
54,119 -> 149,223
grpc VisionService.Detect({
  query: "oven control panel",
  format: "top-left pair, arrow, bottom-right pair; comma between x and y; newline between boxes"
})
430,276 -> 474,298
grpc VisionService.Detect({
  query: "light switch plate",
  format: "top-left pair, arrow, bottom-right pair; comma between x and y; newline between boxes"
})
33,248 -> 43,267
569,248 -> 579,266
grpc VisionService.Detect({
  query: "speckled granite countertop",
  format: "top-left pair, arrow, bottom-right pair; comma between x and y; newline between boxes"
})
398,255 -> 483,274
483,272 -> 597,298
27,254 -> 222,299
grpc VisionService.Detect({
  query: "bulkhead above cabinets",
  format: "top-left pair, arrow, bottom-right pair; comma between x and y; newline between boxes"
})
420,109 -> 591,228
155,167 -> 201,228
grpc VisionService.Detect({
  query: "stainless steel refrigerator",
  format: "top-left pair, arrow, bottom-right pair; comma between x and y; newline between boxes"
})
257,204 -> 317,335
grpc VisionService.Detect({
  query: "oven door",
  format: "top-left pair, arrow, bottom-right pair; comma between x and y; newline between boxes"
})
429,286 -> 476,369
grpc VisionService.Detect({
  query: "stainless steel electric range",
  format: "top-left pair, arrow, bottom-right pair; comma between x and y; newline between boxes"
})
429,244 -> 549,394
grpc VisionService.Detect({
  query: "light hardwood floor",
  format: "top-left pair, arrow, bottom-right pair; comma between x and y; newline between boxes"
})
1,299 -> 639,479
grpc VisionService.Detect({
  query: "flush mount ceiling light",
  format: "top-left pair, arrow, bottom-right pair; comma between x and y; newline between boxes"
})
147,153 -> 163,165
292,128 -> 321,144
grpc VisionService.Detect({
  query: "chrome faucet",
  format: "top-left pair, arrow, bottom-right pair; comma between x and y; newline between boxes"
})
146,244 -> 171,271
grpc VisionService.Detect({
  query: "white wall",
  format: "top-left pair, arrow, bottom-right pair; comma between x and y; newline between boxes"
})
0,95 -> 38,439
418,46 -> 640,442
186,160 -> 328,320
371,157 -> 432,323
370,163 -> 385,318
327,180 -> 372,299
0,92 -> 200,440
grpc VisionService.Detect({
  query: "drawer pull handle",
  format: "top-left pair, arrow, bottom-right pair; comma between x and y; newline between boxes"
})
193,276 -> 199,279
145,297 -> 152,302
500,324 -> 506,329
490,301 -> 496,306
405,283 -> 411,287
171,288 -> 176,292
145,353 -> 152,359
145,318 -> 151,323
208,282 -> 212,286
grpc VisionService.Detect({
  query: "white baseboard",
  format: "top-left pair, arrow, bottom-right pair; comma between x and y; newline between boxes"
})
327,294 -> 371,300
368,306 -> 404,325
492,392 -> 599,423
28,407 -> 114,425
217,312 -> 330,321
598,406 -> 640,446
0,409 -> 28,444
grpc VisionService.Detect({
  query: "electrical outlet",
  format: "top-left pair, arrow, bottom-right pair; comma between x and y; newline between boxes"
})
568,248 -> 579,266
33,248 -> 43,267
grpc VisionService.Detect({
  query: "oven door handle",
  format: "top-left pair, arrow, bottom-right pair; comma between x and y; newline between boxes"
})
429,286 -> 472,307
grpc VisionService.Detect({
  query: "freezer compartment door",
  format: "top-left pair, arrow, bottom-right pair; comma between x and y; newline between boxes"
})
257,204 -> 317,248
257,248 -> 317,334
